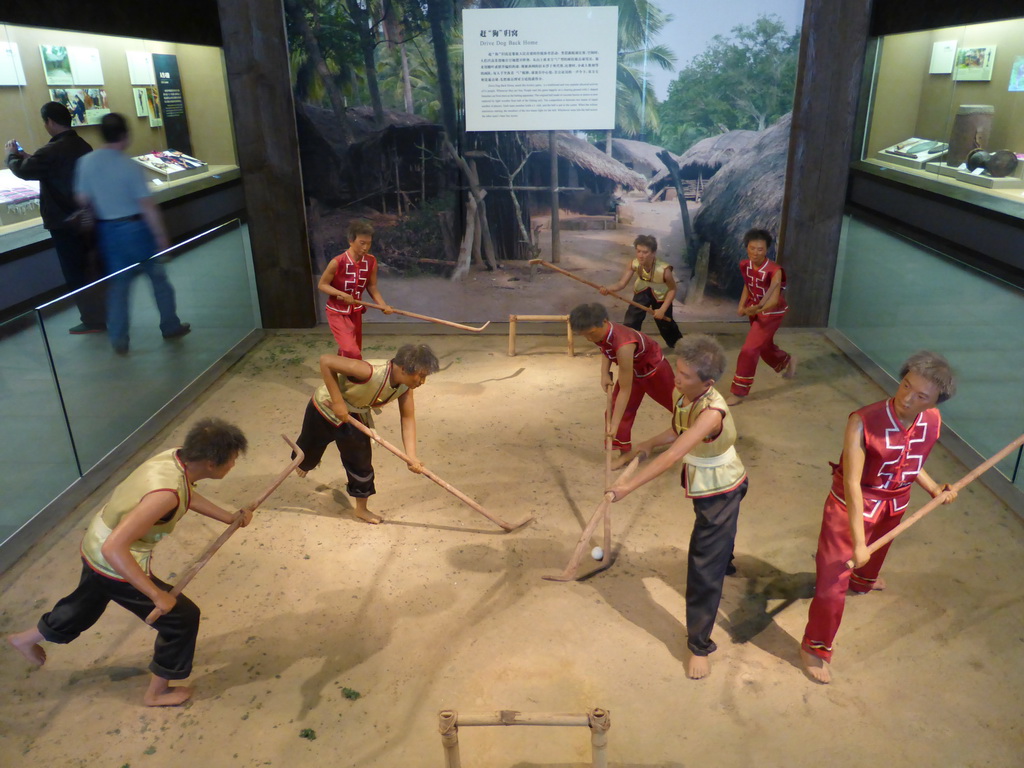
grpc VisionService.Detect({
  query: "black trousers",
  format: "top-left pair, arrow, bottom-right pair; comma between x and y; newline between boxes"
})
38,559 -> 200,680
685,479 -> 748,656
50,227 -> 106,327
295,400 -> 376,497
623,288 -> 683,347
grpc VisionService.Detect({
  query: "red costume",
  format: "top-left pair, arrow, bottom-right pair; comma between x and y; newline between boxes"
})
802,399 -> 942,663
325,250 -> 377,358
595,322 -> 675,451
730,258 -> 791,397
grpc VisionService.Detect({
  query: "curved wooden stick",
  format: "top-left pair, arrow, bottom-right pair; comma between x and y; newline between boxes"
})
353,298 -> 491,332
145,435 -> 304,625
845,432 -> 1024,569
529,259 -> 654,315
345,416 -> 532,531
543,456 -> 641,582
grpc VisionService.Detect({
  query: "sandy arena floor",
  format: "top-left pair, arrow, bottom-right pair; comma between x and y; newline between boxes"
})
1,327 -> 1022,768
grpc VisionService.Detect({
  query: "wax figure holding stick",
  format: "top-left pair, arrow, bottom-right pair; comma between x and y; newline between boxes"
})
726,228 -> 796,406
570,303 -> 675,455
294,344 -> 439,524
601,234 -> 683,348
800,351 -> 958,684
318,220 -> 393,358
7,419 -> 250,706
608,335 -> 748,680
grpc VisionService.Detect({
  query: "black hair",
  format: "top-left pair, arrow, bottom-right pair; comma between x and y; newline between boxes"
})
743,228 -> 774,249
393,344 -> 440,375
180,418 -> 248,466
633,234 -> 658,252
100,112 -> 129,143
569,302 -> 609,332
40,101 -> 72,128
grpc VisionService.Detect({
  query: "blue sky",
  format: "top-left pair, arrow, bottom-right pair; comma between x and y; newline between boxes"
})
641,0 -> 805,100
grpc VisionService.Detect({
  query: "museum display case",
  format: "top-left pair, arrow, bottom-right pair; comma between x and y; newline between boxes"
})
0,22 -> 239,250
855,16 -> 1024,219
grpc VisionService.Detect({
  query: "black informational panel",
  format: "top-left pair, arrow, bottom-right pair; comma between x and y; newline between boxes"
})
153,53 -> 192,157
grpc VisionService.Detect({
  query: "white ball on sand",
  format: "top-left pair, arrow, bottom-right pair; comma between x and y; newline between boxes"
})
591,546 -> 604,560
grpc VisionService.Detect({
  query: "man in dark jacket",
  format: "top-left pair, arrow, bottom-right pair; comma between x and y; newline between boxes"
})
6,101 -> 104,333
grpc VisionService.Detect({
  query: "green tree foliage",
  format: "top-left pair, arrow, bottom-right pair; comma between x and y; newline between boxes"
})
657,14 -> 799,153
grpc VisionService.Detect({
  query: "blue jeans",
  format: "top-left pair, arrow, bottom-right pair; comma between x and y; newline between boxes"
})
96,218 -> 183,348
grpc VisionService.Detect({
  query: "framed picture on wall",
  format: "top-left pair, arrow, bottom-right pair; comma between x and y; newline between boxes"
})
146,86 -> 163,127
125,50 -> 156,85
49,88 -> 110,126
133,87 -> 149,117
67,46 -> 104,85
40,45 -> 73,85
1009,56 -> 1024,93
0,42 -> 28,86
954,46 -> 996,81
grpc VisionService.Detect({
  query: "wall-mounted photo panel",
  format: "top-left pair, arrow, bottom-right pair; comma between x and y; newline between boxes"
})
146,86 -> 162,127
1010,56 -> 1024,92
0,42 -> 27,86
928,40 -> 957,74
133,86 -> 149,117
67,46 -> 104,85
125,50 -> 155,85
40,44 -> 73,85
49,87 -> 110,126
954,46 -> 997,81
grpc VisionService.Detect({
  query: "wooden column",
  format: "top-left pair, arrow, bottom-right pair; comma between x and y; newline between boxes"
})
217,0 -> 316,328
777,0 -> 874,327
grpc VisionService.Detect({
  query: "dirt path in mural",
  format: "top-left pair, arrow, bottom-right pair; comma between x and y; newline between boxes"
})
1,328 -> 1021,768
374,196 -> 737,326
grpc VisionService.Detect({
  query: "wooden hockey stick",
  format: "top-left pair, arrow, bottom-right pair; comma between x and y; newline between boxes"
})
528,259 -> 655,315
845,432 -> 1024,569
345,416 -> 532,531
146,435 -> 304,624
543,456 -> 641,582
353,298 -> 490,332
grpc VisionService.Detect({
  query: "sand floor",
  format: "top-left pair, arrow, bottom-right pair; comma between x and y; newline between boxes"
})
1,326 -> 1022,768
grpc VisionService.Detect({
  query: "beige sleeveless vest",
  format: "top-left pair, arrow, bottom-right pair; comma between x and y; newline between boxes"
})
81,449 -> 191,579
313,359 -> 408,427
632,257 -> 672,300
673,387 -> 746,498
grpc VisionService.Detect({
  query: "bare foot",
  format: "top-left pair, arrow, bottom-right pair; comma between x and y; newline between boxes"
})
295,468 -> 308,478
353,506 -> 382,524
8,630 -> 46,666
725,393 -> 745,406
849,576 -> 886,595
783,355 -> 798,379
143,676 -> 193,706
687,654 -> 711,679
800,648 -> 831,684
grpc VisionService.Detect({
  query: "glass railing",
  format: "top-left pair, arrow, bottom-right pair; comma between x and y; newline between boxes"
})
831,214 -> 1024,490
0,219 -> 260,556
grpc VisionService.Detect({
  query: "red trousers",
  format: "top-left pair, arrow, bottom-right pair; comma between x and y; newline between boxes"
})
730,313 -> 790,396
610,357 -> 675,451
801,493 -> 905,662
327,310 -> 363,359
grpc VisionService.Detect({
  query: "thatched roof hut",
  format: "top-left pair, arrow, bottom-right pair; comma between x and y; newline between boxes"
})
522,131 -> 648,192
295,104 -> 444,206
676,129 -> 761,177
609,137 -> 676,180
648,129 -> 762,198
693,113 -> 792,291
